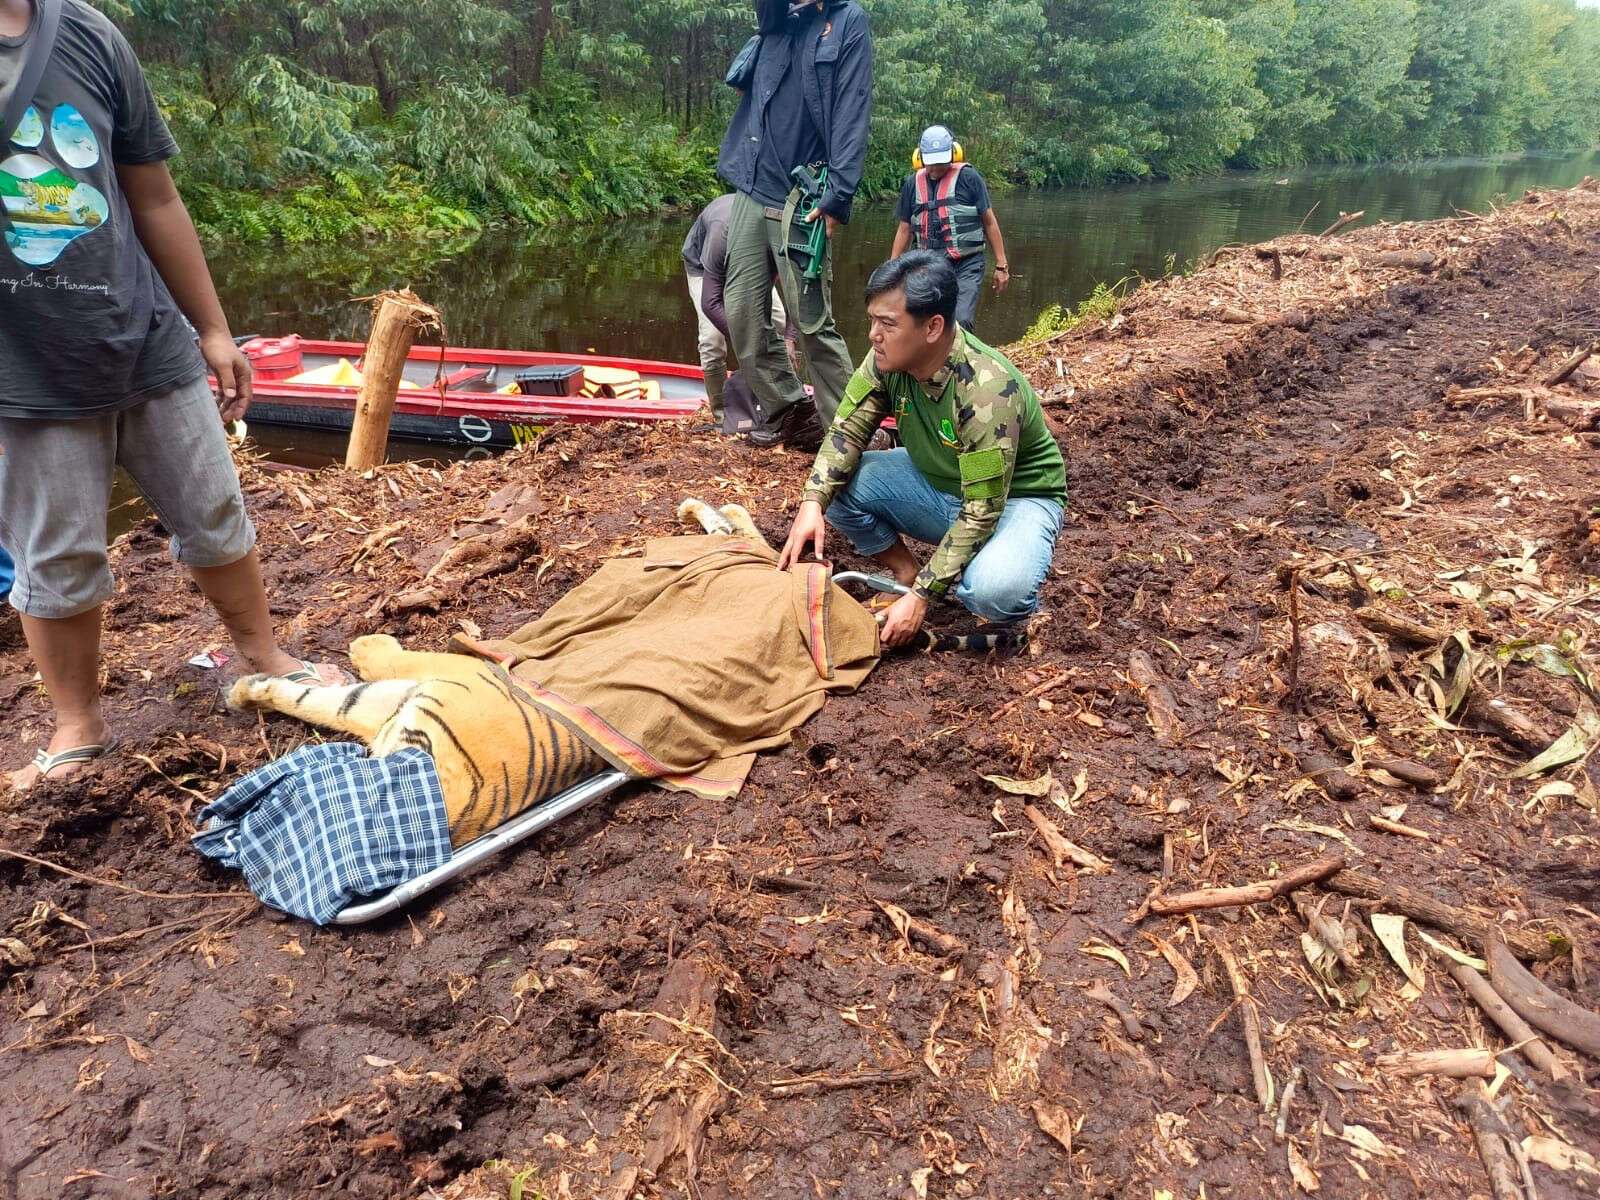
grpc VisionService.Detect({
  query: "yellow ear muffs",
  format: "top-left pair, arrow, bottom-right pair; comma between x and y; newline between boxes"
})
912,147 -> 923,169
951,141 -> 965,163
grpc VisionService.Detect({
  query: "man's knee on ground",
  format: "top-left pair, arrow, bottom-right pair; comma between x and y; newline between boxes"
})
960,567 -> 1042,624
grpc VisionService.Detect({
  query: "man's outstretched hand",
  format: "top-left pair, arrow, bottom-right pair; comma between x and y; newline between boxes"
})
777,500 -> 827,570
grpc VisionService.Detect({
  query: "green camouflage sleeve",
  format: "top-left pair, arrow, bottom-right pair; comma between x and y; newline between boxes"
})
913,362 -> 1029,602
801,354 -> 890,509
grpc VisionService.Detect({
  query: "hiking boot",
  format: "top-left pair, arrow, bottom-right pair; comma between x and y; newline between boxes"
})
780,399 -> 825,453
748,403 -> 788,447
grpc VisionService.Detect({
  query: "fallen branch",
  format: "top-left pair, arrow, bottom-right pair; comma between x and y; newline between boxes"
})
1274,1065 -> 1300,1142
1213,937 -> 1273,1111
376,516 -> 539,616
752,872 -> 823,894
1023,805 -> 1112,873
1434,952 -> 1568,1081
988,669 -> 1083,721
1486,934 -> 1600,1058
1149,856 -> 1345,916
1368,756 -> 1444,790
1083,979 -> 1143,1040
1370,813 -> 1432,841
1463,684 -> 1565,755
1352,605 -> 1446,646
1127,650 -> 1184,746
1448,383 -> 1600,428
1322,870 -> 1559,962
873,901 -> 965,958
1456,1085 -> 1525,1200
509,1056 -> 595,1091
1366,250 -> 1438,271
1544,340 -> 1598,388
768,1067 -> 919,1097
1377,1049 -> 1496,1079
0,847 -> 246,902
1291,746 -> 1362,802
1320,210 -> 1367,238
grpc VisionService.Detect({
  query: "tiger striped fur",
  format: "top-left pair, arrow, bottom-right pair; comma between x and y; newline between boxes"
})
228,634 -> 603,846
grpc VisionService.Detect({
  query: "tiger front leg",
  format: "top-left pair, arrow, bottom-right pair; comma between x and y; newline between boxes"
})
227,674 -> 417,742
349,634 -> 490,686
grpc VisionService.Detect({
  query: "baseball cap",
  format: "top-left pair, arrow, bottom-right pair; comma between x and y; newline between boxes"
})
918,125 -> 955,166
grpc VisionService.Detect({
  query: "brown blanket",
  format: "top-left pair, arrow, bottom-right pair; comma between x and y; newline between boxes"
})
454,535 -> 880,799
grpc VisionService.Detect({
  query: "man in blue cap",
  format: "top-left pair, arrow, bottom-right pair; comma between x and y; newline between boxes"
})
890,125 -> 1010,332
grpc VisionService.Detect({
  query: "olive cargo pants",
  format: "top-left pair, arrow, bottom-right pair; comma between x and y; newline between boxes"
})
724,190 -> 854,432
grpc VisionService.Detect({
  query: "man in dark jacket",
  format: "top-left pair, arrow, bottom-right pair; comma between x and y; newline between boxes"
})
717,0 -> 871,447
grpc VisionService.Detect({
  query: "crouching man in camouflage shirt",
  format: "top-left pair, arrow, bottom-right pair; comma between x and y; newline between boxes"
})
777,251 -> 1067,647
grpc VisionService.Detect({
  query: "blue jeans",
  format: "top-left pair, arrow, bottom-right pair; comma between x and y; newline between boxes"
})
825,449 -> 1063,623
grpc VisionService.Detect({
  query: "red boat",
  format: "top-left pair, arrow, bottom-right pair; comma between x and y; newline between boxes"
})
235,335 -> 706,450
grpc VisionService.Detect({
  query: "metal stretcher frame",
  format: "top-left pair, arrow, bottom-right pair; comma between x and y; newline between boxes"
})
332,574 -> 901,924
332,769 -> 632,924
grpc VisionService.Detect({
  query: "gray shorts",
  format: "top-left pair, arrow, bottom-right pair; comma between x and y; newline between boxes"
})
0,373 -> 257,619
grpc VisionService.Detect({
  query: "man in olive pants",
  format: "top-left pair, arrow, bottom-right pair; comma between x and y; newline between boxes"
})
717,0 -> 872,447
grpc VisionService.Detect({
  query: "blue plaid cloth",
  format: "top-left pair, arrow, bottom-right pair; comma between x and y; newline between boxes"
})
0,544 -> 12,601
192,742 -> 452,924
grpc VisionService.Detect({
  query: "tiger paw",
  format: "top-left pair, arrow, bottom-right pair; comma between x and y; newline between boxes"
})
348,634 -> 403,679
2,104 -> 110,268
227,674 -> 272,710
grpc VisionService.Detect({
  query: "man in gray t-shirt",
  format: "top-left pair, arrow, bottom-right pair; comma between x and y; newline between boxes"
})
0,0 -> 342,791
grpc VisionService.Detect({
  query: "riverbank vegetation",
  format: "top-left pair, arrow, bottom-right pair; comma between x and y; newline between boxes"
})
106,0 -> 1600,241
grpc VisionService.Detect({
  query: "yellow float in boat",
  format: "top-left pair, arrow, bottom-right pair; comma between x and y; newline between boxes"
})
285,358 -> 419,389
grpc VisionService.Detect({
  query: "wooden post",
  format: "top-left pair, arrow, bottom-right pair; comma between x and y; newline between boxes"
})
345,289 -> 439,471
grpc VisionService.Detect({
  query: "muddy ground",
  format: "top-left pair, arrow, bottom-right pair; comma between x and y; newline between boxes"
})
3,185 -> 1600,1200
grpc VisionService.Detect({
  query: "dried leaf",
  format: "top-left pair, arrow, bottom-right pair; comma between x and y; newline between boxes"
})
121,1036 -> 153,1064
876,900 -> 913,947
543,938 -> 583,952
910,1167 -> 933,1199
1414,929 -> 1488,972
1081,940 -> 1131,977
1371,914 -> 1424,994
1510,702 -> 1600,778
363,1054 -> 398,1068
982,771 -> 1055,797
356,1130 -> 403,1156
277,937 -> 306,957
1263,819 -> 1361,855
1143,931 -> 1199,1006
1288,1142 -> 1321,1192
1330,1122 -> 1391,1160
1032,1101 -> 1074,1154
1521,1136 -> 1600,1180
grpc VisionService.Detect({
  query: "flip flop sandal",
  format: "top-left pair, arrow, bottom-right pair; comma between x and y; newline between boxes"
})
32,739 -> 119,779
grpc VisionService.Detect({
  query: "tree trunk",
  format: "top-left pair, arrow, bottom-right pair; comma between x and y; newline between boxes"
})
346,291 -> 437,472
369,40 -> 397,118
529,0 -> 553,91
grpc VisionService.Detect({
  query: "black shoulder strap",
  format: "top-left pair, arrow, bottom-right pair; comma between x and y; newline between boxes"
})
2,0 -> 63,144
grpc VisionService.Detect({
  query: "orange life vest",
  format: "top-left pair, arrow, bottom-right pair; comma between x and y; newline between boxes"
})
911,165 -> 986,260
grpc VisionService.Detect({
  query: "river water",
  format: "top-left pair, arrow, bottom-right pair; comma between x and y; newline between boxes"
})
210,150 -> 1600,382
